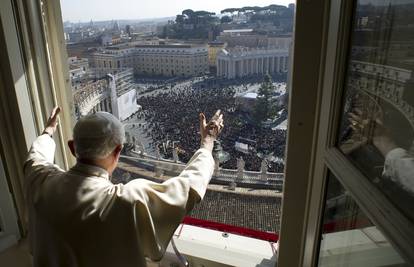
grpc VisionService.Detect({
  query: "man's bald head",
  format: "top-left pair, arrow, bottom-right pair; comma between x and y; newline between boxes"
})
73,112 -> 125,160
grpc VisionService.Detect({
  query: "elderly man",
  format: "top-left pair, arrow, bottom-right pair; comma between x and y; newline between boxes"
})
24,107 -> 224,267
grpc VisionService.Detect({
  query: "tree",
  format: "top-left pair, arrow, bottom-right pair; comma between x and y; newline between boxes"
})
220,15 -> 232,23
221,8 -> 239,14
253,74 -> 276,125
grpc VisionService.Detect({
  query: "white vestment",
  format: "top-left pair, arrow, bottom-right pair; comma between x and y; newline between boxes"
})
24,134 -> 214,267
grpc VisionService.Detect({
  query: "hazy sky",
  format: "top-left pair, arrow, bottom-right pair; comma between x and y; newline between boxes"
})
60,0 -> 294,22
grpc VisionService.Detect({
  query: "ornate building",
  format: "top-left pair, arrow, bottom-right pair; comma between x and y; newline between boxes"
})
90,44 -> 209,78
73,68 -> 139,121
216,47 -> 289,79
349,60 -> 414,131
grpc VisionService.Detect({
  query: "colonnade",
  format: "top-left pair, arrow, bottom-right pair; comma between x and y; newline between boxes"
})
217,55 -> 289,79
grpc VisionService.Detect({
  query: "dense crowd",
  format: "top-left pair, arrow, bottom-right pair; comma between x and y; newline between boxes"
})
138,86 -> 287,172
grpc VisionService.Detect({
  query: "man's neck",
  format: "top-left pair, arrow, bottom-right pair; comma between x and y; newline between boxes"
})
78,158 -> 110,174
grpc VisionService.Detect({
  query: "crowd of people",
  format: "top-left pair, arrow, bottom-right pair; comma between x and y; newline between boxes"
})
137,86 -> 287,172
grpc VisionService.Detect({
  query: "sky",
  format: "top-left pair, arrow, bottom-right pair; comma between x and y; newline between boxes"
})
60,0 -> 294,22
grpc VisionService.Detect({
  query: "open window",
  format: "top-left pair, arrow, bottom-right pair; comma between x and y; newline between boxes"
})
288,0 -> 414,266
1,0 -> 413,266
41,0 -> 296,265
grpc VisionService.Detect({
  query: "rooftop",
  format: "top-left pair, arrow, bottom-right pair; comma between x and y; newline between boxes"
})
223,29 -> 254,33
135,44 -> 195,49
114,159 -> 282,233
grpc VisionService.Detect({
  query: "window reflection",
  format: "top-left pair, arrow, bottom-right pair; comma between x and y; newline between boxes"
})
338,0 -> 414,222
318,173 -> 408,266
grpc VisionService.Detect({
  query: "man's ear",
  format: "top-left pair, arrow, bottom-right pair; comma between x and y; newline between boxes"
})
113,144 -> 123,159
68,140 -> 76,157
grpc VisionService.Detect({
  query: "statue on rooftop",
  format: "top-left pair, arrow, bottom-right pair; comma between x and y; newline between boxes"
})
237,157 -> 245,180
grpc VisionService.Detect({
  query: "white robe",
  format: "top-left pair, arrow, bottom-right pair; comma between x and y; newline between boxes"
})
24,134 -> 214,267
383,148 -> 414,194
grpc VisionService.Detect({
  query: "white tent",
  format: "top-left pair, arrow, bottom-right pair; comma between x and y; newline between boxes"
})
235,142 -> 249,154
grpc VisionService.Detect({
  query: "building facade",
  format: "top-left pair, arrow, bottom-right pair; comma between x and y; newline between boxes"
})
207,41 -> 226,67
68,57 -> 90,90
73,68 -> 139,121
90,44 -> 209,78
217,31 -> 291,49
217,47 -> 289,79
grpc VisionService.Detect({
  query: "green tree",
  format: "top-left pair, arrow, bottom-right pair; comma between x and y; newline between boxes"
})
220,15 -> 232,23
253,74 -> 276,125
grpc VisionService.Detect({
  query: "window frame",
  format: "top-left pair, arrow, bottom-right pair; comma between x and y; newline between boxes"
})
298,0 -> 414,265
7,0 -> 413,265
0,0 -> 75,237
277,1 -> 332,266
0,0 -> 40,234
19,0 -> 334,265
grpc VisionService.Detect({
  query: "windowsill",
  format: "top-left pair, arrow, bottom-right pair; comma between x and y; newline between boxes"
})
319,226 -> 406,266
160,223 -> 277,267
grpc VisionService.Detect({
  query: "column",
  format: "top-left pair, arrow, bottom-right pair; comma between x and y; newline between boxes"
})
279,57 -> 284,72
266,57 -> 270,73
274,57 -> 278,73
263,57 -> 267,74
267,57 -> 273,73
285,56 -> 288,71
106,99 -> 110,112
231,60 -> 236,78
269,57 -> 273,73
254,58 -> 257,74
225,60 -> 229,78
247,59 -> 252,75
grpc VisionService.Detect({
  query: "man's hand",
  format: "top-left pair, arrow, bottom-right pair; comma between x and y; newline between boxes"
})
199,110 -> 224,152
42,106 -> 61,137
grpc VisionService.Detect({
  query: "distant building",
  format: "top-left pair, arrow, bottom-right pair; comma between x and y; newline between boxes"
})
68,31 -> 84,43
89,46 -> 136,77
217,47 -> 289,79
218,31 -> 291,49
207,41 -> 226,68
125,25 -> 132,37
221,29 -> 254,36
73,69 -> 139,121
112,20 -> 120,32
68,57 -> 89,89
90,44 -> 209,78
100,34 -> 113,46
133,44 -> 208,77
108,69 -> 139,121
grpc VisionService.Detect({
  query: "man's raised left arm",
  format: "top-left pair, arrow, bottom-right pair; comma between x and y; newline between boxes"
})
24,107 -> 63,186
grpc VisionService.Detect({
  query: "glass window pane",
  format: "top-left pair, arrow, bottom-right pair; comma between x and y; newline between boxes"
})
338,0 -> 414,222
318,173 -> 408,266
